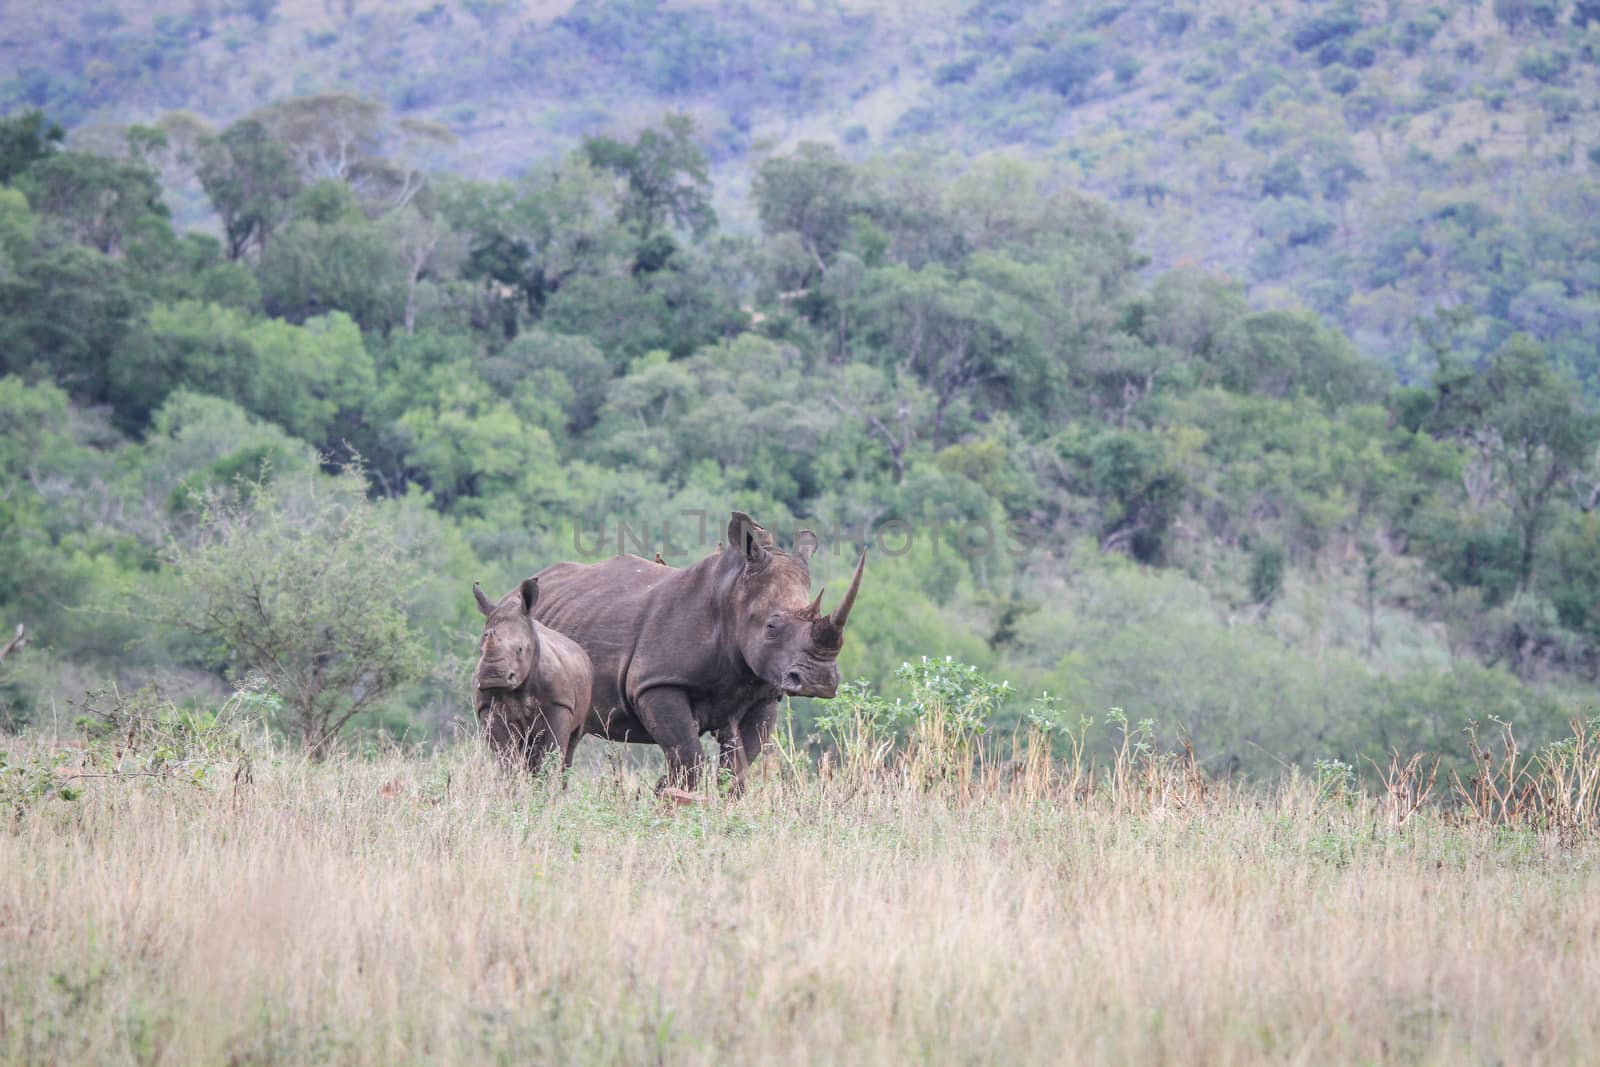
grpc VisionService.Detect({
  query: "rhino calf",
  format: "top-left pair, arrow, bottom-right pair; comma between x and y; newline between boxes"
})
472,577 -> 594,776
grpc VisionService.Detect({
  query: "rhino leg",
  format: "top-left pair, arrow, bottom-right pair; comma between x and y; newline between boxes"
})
481,705 -> 527,770
561,719 -> 582,771
717,699 -> 779,796
635,687 -> 707,791
528,704 -> 575,779
717,721 -> 750,792
740,699 -> 779,766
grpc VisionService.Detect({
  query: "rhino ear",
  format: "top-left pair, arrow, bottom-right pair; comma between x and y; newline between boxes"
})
474,581 -> 494,616
728,511 -> 769,564
795,529 -> 818,564
519,577 -> 540,614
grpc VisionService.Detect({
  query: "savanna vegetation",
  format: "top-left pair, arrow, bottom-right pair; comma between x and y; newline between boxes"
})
2,77 -> 1598,781
6,0 -> 1600,382
4,673 -> 1600,1063
5,3 -> 1600,1059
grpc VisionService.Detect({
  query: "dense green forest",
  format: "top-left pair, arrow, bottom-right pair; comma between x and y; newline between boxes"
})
6,0 -> 1600,383
2,0 -> 1599,777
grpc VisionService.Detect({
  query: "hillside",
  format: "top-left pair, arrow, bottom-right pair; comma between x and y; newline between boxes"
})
2,2 -> 1600,780
5,0 -> 1599,382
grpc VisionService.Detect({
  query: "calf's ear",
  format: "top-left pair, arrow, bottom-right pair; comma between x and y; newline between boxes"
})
519,577 -> 540,614
473,581 -> 494,616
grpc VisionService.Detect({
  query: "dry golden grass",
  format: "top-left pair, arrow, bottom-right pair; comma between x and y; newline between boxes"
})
3,722 -> 1600,1066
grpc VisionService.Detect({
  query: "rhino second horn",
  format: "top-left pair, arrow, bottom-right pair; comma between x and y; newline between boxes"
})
806,587 -> 825,617
829,549 -> 867,630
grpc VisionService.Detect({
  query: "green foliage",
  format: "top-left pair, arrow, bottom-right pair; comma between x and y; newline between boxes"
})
1517,47 -> 1570,83
16,150 -> 168,255
0,109 -> 64,183
1007,37 -> 1104,100
1053,428 -> 1185,563
114,302 -> 374,442
2,64 -> 1597,781
1542,512 -> 1600,639
1416,335 -> 1600,594
196,119 -> 300,261
143,390 -> 315,509
159,467 -> 429,755
257,214 -> 403,331
1247,539 -> 1286,608
581,113 -> 715,241
0,237 -> 144,408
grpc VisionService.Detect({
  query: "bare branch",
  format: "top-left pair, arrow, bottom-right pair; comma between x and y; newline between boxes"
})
0,623 -> 27,666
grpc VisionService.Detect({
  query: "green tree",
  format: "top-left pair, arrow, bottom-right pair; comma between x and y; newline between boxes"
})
0,109 -> 64,183
0,239 -> 143,407
853,262 -> 1042,439
0,377 -> 96,643
581,113 -> 715,244
1430,337 -> 1600,593
257,211 -> 402,331
256,93 -> 384,187
1232,309 -> 1381,406
16,150 -> 168,256
1051,427 -> 1186,563
113,302 -> 375,442
197,119 -> 301,261
438,159 -> 631,334
753,142 -> 860,284
162,467 -> 428,757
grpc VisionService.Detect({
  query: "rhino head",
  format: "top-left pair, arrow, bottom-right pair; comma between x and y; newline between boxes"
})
724,512 -> 866,699
473,577 -> 541,698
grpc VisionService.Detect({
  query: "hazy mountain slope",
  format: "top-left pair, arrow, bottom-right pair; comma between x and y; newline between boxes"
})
3,0 -> 1598,382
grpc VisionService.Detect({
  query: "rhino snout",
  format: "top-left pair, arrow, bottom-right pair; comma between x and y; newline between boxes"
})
476,662 -> 518,688
782,665 -> 840,699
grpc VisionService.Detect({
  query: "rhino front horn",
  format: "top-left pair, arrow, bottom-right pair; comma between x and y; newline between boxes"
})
829,548 -> 867,631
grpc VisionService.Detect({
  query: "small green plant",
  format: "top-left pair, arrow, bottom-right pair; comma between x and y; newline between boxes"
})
1313,757 -> 1356,807
813,679 -> 911,778
1537,717 -> 1600,847
1017,692 -> 1093,800
898,658 -> 1009,794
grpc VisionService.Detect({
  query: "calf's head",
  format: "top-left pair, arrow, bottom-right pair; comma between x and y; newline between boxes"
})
723,512 -> 866,699
473,577 -> 541,697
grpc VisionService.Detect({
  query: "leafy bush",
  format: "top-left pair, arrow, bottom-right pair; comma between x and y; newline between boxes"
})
1320,65 -> 1360,95
1518,47 -> 1570,83
1007,37 -> 1103,99
160,467 -> 430,756
933,57 -> 980,86
1537,88 -> 1580,119
1291,11 -> 1361,53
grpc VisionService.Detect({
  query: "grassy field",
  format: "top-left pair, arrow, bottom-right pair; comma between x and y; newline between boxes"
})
3,704 -> 1600,1065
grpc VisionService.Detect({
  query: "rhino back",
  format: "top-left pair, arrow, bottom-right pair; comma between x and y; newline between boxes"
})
533,553 -> 733,715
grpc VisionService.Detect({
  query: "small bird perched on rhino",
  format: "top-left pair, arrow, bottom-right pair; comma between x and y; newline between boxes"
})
471,577 -> 594,775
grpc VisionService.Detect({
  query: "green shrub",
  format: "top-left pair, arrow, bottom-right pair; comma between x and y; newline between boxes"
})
1320,65 -> 1360,95
1518,47 -> 1570,83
